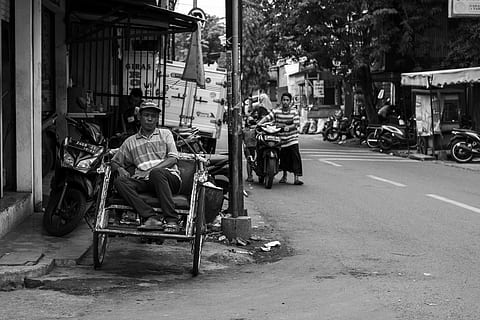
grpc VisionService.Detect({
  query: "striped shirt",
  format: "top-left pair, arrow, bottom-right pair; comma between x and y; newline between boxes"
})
112,128 -> 180,181
262,107 -> 300,147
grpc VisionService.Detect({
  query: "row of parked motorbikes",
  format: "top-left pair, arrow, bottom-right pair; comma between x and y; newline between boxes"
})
322,109 -> 480,163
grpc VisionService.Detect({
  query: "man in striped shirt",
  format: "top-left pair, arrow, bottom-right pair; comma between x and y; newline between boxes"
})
257,92 -> 303,185
112,101 -> 182,233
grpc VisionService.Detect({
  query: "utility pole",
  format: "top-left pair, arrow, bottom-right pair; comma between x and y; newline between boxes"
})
222,0 -> 251,240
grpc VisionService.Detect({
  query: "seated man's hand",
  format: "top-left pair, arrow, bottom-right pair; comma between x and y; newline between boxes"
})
117,167 -> 130,178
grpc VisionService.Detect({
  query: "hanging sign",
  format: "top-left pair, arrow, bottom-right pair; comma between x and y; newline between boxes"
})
313,80 -> 324,98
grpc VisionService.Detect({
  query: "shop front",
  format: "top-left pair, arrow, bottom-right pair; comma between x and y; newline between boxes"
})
401,67 -> 480,155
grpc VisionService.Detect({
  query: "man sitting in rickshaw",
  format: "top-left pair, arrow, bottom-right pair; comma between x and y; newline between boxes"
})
111,100 -> 182,233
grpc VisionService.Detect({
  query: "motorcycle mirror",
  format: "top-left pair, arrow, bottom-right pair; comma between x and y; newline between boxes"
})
377,89 -> 385,100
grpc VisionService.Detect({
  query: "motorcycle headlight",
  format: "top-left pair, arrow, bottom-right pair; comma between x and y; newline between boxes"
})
76,158 -> 94,170
62,150 -> 75,167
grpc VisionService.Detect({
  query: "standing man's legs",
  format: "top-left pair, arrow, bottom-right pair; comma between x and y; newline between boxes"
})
279,144 -> 303,185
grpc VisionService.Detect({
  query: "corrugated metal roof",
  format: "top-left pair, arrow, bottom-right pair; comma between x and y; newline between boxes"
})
401,67 -> 480,88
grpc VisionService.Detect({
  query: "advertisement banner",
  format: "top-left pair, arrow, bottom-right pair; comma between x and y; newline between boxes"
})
415,94 -> 441,136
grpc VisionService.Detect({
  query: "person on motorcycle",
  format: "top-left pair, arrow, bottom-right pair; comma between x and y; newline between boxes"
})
377,99 -> 394,124
243,111 -> 259,182
257,92 -> 304,185
111,100 -> 182,233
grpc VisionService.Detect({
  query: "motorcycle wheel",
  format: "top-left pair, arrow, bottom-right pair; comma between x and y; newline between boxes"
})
192,206 -> 205,276
379,134 -> 393,151
265,158 -> 276,189
325,128 -> 340,142
93,231 -> 108,269
451,139 -> 473,163
43,187 -> 87,237
366,132 -> 378,148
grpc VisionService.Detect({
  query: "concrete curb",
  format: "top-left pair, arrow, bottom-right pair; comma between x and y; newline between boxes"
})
0,259 -> 55,289
0,244 -> 93,289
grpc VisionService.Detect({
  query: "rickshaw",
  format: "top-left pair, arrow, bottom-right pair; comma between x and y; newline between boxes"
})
92,153 -> 212,276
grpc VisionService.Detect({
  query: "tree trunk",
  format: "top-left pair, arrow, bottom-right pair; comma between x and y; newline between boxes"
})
356,63 -> 379,124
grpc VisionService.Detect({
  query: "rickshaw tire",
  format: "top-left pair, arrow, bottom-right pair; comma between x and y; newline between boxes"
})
93,231 -> 108,269
192,213 -> 205,276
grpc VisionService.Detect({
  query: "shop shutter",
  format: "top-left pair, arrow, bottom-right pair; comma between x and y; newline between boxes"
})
0,0 -> 9,22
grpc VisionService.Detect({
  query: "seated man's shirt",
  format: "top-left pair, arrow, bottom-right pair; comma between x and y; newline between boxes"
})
113,128 -> 181,181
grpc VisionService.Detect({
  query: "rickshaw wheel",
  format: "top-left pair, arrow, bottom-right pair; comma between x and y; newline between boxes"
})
192,215 -> 205,276
93,231 -> 108,269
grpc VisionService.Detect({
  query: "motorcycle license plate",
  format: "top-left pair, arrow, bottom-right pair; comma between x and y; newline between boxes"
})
264,135 -> 281,142
333,120 -> 339,128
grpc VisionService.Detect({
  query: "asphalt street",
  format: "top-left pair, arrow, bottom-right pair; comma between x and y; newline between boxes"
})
2,134 -> 480,319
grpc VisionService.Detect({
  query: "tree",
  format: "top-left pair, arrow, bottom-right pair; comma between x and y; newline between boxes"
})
174,14 -> 225,64
241,1 -> 273,97
260,0 -> 444,122
443,20 -> 480,68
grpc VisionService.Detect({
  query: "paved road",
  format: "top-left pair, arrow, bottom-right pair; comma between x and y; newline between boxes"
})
2,134 -> 480,319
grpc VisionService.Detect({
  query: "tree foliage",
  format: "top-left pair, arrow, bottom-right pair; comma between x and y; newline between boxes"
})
174,14 -> 225,65
241,2 -> 273,96
258,0 -> 445,121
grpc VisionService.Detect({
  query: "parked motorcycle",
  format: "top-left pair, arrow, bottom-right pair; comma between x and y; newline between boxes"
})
43,117 -> 109,236
324,113 -> 350,142
321,115 -> 334,139
248,122 -> 283,189
365,125 -> 382,148
449,128 -> 480,163
377,117 -> 417,151
172,127 -> 230,196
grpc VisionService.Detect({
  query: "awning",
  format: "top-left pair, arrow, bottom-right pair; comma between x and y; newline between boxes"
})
67,0 -> 200,35
401,67 -> 480,88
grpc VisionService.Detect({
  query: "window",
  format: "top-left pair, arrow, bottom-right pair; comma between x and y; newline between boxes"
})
441,94 -> 460,123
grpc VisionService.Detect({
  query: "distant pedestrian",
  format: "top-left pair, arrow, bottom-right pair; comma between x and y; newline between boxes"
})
258,92 -> 303,185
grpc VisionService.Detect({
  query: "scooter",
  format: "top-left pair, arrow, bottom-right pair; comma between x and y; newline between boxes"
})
248,122 -> 283,189
449,128 -> 480,163
377,118 -> 417,151
43,116 -> 109,236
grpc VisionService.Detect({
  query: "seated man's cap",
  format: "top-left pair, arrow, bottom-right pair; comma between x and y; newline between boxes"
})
139,100 -> 161,113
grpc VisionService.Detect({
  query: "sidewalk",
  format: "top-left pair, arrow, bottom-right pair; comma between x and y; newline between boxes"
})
0,212 -> 92,289
0,196 -> 268,289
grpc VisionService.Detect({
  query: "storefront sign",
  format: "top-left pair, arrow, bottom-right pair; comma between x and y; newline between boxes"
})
313,80 -> 324,98
449,0 -> 480,18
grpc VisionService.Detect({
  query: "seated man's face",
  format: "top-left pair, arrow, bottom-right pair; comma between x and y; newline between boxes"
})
139,110 -> 159,131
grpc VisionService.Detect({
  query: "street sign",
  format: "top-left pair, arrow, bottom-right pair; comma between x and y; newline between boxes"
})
313,80 -> 325,98
449,0 -> 480,18
188,7 -> 206,27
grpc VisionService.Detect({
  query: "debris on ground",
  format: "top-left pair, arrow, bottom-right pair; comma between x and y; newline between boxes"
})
260,240 -> 281,252
249,235 -> 269,241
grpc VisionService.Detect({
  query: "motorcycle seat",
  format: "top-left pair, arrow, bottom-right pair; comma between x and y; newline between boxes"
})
208,154 -> 228,166
452,128 -> 474,133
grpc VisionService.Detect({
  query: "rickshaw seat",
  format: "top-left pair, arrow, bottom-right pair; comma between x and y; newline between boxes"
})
107,157 -> 198,214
